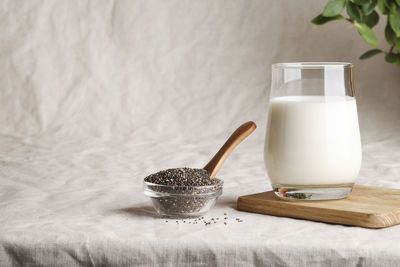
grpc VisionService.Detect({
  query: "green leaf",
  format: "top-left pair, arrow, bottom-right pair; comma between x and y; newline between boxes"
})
397,56 -> 400,68
396,0 -> 400,6
311,14 -> 345,25
365,10 -> 379,27
347,1 -> 363,22
354,0 -> 370,5
385,21 -> 396,44
395,38 -> 400,52
359,49 -> 383,59
378,0 -> 389,14
362,0 -> 378,15
355,23 -> 379,47
389,6 -> 400,37
385,52 -> 397,63
323,0 -> 346,17
389,1 -> 398,9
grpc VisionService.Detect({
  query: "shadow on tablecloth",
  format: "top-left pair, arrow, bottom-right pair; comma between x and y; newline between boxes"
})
111,196 -> 237,219
113,205 -> 159,218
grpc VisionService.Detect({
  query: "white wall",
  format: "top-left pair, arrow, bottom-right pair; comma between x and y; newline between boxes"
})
0,0 -> 398,143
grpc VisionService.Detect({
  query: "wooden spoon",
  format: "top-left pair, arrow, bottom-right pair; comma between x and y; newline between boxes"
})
203,121 -> 257,178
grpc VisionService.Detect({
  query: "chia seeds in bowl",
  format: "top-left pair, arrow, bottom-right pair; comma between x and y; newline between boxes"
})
143,168 -> 223,218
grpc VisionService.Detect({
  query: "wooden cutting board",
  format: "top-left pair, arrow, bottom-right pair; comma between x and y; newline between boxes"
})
237,186 -> 400,228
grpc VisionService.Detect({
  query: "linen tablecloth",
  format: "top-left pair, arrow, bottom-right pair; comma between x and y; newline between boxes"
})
1,135 -> 400,266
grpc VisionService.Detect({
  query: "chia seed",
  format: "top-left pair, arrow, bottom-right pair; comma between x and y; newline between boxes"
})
145,168 -> 217,186
144,168 -> 223,216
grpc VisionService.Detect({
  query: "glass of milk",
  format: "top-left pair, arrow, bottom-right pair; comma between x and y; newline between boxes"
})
264,62 -> 362,200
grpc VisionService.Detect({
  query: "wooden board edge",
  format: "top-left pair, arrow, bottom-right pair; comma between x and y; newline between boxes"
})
368,210 -> 400,229
237,196 -> 397,229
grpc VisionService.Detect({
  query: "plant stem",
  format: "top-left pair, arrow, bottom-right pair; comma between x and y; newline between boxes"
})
344,16 -> 393,56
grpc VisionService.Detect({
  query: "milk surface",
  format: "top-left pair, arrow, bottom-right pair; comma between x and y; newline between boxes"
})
264,96 -> 362,185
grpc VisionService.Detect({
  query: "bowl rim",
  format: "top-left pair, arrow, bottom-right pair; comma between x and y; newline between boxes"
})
143,178 -> 224,189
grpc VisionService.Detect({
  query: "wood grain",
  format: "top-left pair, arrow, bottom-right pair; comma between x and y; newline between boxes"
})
237,186 -> 400,228
203,121 -> 256,178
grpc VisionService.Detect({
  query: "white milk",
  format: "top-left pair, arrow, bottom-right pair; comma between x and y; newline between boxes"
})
264,96 -> 362,186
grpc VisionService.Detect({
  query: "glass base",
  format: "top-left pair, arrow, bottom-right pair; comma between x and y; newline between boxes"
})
273,183 -> 354,200
150,196 -> 218,218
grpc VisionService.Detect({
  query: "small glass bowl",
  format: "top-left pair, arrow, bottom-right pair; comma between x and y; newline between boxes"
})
143,179 -> 224,218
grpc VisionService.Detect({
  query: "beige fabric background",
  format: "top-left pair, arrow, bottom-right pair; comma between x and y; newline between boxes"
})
0,0 -> 399,142
0,0 -> 399,266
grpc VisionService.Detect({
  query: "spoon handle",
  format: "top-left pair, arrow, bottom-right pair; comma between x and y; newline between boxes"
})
203,121 -> 257,178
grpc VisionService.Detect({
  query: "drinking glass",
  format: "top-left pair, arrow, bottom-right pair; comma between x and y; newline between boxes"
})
264,62 -> 362,200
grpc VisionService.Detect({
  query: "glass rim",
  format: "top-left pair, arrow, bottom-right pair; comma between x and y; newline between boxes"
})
272,62 -> 353,69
